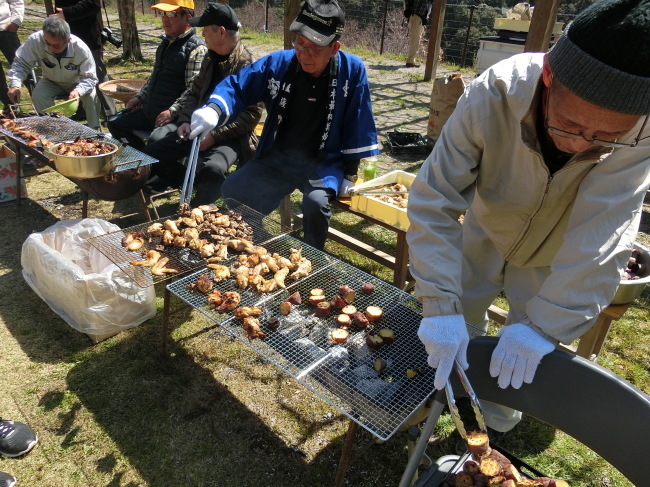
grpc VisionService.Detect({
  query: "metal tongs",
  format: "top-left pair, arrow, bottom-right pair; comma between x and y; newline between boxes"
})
444,359 -> 487,441
349,188 -> 410,196
179,137 -> 200,205
348,183 -> 410,196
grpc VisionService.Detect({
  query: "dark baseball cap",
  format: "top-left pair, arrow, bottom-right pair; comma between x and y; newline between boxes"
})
189,2 -> 240,30
290,0 -> 345,46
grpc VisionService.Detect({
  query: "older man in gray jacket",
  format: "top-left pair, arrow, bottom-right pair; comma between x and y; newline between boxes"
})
407,0 -> 650,436
8,16 -> 99,127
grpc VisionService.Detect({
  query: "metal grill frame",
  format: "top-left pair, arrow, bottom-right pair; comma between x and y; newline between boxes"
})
87,200 -> 288,287
167,243 -> 484,440
0,116 -> 158,171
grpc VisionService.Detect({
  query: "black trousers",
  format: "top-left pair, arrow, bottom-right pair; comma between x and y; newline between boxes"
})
143,123 -> 242,206
106,109 -> 155,150
0,31 -> 20,107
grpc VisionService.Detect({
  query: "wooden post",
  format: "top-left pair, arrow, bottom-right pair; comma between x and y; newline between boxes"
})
524,0 -> 562,53
332,420 -> 359,487
284,0 -> 301,49
424,0 -> 446,81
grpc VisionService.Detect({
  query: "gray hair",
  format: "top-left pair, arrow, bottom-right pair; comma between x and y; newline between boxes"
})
42,16 -> 70,41
210,24 -> 240,40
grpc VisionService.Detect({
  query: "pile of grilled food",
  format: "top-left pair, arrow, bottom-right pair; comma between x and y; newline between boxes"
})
450,430 -> 569,487
121,202 -> 256,276
0,117 -> 53,148
51,137 -> 115,156
184,244 -> 316,340
366,182 -> 409,208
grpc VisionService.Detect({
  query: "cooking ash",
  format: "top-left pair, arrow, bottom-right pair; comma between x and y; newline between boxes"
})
177,248 -> 204,266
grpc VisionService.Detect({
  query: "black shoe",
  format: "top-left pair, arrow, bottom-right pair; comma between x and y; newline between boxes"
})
0,419 -> 38,458
144,176 -> 175,195
0,472 -> 16,487
405,62 -> 421,67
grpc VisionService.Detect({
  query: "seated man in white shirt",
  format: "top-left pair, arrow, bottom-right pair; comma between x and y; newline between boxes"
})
8,16 -> 99,127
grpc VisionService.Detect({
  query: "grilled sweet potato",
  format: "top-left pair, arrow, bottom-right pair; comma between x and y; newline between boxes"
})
467,430 -> 491,458
463,460 -> 480,476
479,457 -> 502,477
454,472 -> 474,487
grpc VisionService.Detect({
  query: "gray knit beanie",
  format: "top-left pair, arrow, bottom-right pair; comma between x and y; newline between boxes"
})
548,0 -> 650,115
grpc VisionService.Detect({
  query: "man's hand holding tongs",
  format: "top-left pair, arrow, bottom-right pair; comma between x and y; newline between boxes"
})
190,105 -> 221,141
418,314 -> 470,390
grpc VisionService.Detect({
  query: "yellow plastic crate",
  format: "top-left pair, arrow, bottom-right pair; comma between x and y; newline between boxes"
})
349,170 -> 415,231
493,18 -> 563,35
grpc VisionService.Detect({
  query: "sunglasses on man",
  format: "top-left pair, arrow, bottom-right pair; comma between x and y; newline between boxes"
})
161,10 -> 182,18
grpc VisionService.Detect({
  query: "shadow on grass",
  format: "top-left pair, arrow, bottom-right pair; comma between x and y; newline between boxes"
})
62,318 -> 411,486
0,197 -> 95,362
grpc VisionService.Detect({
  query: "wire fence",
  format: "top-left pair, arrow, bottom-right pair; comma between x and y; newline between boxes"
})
125,0 -> 578,70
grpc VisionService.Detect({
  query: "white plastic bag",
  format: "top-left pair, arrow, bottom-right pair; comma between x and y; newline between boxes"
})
21,218 -> 157,342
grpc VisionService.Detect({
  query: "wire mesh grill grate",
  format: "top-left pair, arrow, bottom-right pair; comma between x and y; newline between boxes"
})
168,234 -> 337,323
168,246 -> 485,440
87,199 -> 288,287
0,116 -> 158,171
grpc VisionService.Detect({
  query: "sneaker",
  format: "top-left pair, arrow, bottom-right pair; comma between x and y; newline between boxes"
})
0,472 -> 16,487
405,62 -> 421,68
0,419 -> 38,458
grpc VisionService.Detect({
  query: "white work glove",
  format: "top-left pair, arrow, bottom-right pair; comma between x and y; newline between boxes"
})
489,323 -> 555,389
418,314 -> 470,390
339,179 -> 355,196
190,106 -> 220,141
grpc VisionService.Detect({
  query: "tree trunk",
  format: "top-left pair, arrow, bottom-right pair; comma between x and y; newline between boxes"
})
117,0 -> 143,62
43,0 -> 54,15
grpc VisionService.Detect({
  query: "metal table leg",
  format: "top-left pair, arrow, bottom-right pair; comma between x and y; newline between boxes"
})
399,390 -> 447,487
159,284 -> 172,357
137,189 -> 152,221
82,191 -> 89,218
15,146 -> 22,206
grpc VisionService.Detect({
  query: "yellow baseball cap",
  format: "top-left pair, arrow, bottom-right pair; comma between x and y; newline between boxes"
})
151,0 -> 194,12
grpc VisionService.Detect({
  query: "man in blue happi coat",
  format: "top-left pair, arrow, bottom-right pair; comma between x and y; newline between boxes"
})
189,0 -> 379,250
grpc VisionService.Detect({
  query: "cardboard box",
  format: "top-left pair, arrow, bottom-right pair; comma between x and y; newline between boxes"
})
0,144 -> 26,203
350,170 -> 415,231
